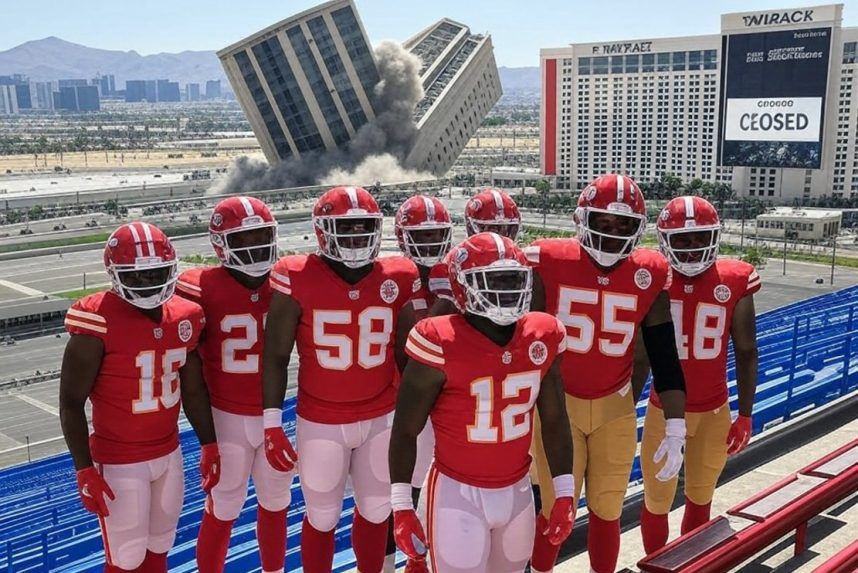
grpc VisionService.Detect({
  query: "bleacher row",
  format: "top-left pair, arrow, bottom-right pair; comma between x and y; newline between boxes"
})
1,285 -> 857,572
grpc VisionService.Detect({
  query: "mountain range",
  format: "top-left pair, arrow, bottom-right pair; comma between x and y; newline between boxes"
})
0,37 -> 540,92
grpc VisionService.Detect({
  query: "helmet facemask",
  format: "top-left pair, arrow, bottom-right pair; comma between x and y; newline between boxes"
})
658,226 -> 721,277
401,224 -> 453,267
109,260 -> 178,309
467,219 -> 520,241
576,208 -> 645,268
213,221 -> 278,277
316,214 -> 383,268
456,261 -> 532,326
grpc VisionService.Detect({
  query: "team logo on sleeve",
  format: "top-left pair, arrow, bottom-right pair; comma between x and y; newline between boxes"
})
380,279 -> 400,304
529,341 -> 548,366
714,284 -> 732,303
178,319 -> 193,342
634,268 -> 652,290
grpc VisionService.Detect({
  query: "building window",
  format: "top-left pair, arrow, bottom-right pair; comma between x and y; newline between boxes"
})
611,56 -> 624,74
578,57 -> 591,75
703,50 -> 718,69
672,51 -> 687,72
592,57 -> 609,74
642,53 -> 655,72
657,53 -> 670,72
844,42 -> 857,64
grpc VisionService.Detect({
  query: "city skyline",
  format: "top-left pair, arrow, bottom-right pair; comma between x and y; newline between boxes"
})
4,0 -> 858,68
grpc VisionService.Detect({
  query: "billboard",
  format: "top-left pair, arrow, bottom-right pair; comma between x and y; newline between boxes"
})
719,27 -> 832,169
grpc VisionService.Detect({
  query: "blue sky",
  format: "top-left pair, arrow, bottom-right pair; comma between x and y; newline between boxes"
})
3,0 -> 856,67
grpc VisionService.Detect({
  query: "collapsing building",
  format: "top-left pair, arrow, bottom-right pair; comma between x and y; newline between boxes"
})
217,0 -> 500,177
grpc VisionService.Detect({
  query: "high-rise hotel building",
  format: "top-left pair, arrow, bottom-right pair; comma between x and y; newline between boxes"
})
541,4 -> 858,203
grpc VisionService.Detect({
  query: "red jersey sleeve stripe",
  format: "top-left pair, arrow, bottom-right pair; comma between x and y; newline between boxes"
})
523,245 -> 540,264
271,281 -> 292,295
428,278 -> 451,293
66,308 -> 106,324
410,329 -> 443,354
177,280 -> 201,294
65,318 -> 107,334
406,339 -> 445,366
270,270 -> 291,285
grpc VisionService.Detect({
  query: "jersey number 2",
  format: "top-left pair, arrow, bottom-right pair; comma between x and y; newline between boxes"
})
133,349 -> 187,413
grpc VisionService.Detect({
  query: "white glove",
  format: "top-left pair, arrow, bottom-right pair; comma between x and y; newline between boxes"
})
654,418 -> 686,481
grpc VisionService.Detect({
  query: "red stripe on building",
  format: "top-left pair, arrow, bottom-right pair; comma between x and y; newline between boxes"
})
544,59 -> 557,175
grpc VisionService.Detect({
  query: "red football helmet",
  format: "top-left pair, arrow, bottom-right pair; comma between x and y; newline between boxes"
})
657,196 -> 721,277
209,196 -> 278,277
448,232 -> 532,326
313,186 -> 383,268
395,195 -> 453,267
104,222 -> 178,309
574,174 -> 647,268
464,189 -> 520,240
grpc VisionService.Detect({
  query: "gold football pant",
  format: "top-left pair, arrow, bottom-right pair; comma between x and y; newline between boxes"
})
641,401 -> 731,514
532,385 -> 637,521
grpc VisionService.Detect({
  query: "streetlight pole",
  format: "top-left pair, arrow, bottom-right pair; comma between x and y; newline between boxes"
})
830,236 -> 836,285
782,229 -> 788,276
740,199 -> 746,250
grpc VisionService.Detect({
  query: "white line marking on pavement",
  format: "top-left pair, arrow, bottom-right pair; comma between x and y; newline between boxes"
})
16,394 -> 59,417
0,279 -> 45,297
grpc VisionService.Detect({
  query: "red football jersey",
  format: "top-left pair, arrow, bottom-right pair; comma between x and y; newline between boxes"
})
526,238 -> 671,399
177,266 -> 270,416
64,291 -> 204,464
405,312 -> 566,488
269,254 -> 420,424
650,258 -> 761,412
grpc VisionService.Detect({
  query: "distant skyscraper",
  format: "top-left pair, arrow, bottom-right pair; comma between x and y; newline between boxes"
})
58,79 -> 89,88
34,82 -> 56,110
14,84 -> 32,109
217,0 -> 379,164
76,86 -> 100,111
187,83 -> 201,101
157,80 -> 180,102
0,85 -> 19,115
57,86 -> 79,110
404,19 -> 502,175
125,80 -> 147,102
205,80 -> 222,100
145,80 -> 158,103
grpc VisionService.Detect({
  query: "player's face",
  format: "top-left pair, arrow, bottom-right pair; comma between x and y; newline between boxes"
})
227,226 -> 275,265
409,228 -> 449,259
119,266 -> 171,297
473,221 -> 519,240
335,218 -> 376,249
588,213 -> 639,253
479,268 -> 529,307
668,230 -> 714,263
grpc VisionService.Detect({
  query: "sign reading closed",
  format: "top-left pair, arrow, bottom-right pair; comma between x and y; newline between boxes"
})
719,27 -> 832,169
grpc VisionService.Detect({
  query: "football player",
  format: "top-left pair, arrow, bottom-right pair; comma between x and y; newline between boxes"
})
392,194 -> 454,571
59,222 -> 220,573
262,186 -> 421,573
638,196 -> 760,553
177,197 -> 295,573
390,232 -> 576,573
429,188 -> 521,316
526,174 -> 687,573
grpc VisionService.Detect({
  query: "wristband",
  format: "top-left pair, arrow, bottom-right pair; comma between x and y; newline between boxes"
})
263,408 -> 282,429
552,474 -> 575,499
391,482 -> 414,511
665,418 -> 686,438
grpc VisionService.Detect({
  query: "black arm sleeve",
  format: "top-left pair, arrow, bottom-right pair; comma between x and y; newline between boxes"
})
641,321 -> 686,394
